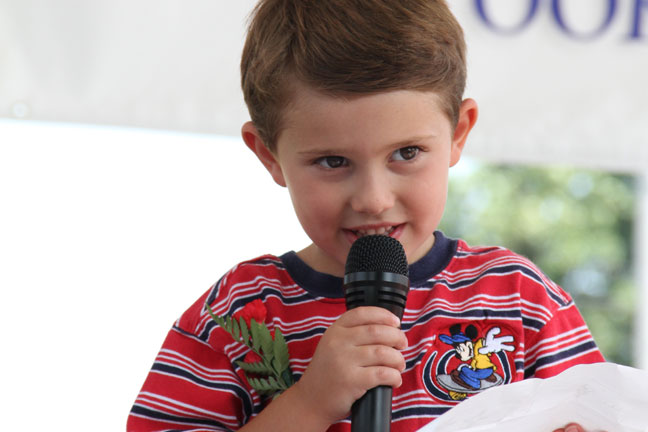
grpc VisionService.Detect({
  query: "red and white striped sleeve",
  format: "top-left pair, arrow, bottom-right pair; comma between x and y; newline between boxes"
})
516,254 -> 605,378
128,290 -> 254,431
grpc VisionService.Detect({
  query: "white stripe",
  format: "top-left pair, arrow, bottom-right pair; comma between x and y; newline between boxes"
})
137,391 -> 239,423
405,293 -> 521,316
157,351 -> 241,383
526,327 -> 593,364
150,367 -> 247,395
532,346 -> 601,374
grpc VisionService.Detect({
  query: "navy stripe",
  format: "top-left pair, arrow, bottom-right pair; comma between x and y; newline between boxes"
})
431,264 -> 543,290
524,341 -> 598,378
283,326 -> 326,342
130,405 -> 232,431
200,317 -> 329,344
205,276 -> 226,306
419,264 -> 569,306
405,349 -> 427,370
172,325 -> 215,348
402,308 -> 522,331
455,246 -> 501,257
205,258 -> 286,305
393,406 -> 452,419
522,316 -> 546,330
496,351 -> 513,383
152,363 -> 253,417
209,288 -> 316,317
253,257 -> 286,267
515,360 -> 525,373
200,289 -> 325,340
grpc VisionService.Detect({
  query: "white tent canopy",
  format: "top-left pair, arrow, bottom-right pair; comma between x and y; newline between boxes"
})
2,0 -> 647,171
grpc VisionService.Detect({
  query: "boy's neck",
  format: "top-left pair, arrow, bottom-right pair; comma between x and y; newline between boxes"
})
296,234 -> 437,277
296,244 -> 345,277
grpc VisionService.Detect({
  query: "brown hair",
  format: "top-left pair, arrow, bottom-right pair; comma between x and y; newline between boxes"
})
241,0 -> 467,151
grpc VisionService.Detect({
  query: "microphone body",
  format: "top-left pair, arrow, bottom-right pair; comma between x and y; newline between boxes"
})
343,235 -> 410,432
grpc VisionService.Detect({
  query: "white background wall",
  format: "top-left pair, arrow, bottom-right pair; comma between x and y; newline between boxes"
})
0,120 -> 310,431
1,0 -> 647,430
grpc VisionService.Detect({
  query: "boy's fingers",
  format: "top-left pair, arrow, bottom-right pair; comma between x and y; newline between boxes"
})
553,423 -> 586,432
355,344 -> 406,371
357,365 -> 404,390
338,306 -> 401,328
351,324 -> 408,350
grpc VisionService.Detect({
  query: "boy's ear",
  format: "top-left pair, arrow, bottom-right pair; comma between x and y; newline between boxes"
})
450,98 -> 478,167
241,121 -> 287,187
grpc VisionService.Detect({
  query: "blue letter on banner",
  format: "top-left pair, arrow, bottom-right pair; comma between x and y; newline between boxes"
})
475,0 -> 540,34
630,0 -> 648,39
552,0 -> 617,39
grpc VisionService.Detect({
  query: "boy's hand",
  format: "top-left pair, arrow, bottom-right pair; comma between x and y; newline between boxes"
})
292,306 -> 408,426
552,423 -> 593,432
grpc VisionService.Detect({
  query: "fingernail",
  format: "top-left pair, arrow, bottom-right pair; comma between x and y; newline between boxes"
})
565,426 -> 578,432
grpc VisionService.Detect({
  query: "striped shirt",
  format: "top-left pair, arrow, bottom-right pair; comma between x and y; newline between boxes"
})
128,231 -> 604,431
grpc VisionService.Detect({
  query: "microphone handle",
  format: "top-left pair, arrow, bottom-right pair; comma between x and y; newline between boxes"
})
343,272 -> 410,432
351,385 -> 392,432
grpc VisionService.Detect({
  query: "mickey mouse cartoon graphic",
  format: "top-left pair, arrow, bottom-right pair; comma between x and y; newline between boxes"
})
436,323 -> 515,400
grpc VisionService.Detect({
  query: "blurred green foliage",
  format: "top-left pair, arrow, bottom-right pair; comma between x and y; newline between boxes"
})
440,162 -> 636,366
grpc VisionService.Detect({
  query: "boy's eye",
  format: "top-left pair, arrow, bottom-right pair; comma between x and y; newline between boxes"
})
315,156 -> 348,169
391,146 -> 420,161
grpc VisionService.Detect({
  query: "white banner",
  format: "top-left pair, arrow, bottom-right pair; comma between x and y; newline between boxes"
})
1,0 -> 647,170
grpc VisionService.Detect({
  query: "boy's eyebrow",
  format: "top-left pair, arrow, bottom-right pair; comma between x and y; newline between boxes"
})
389,134 -> 439,148
296,134 -> 439,156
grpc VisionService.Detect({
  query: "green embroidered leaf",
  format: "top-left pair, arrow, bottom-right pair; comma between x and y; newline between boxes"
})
248,377 -> 260,391
249,319 -> 262,352
281,369 -> 294,387
247,376 -> 283,395
235,360 -> 272,375
273,329 -> 289,372
205,302 -> 295,399
267,376 -> 280,389
259,377 -> 270,389
252,377 -> 269,393
258,324 -> 274,362
232,318 -> 241,341
239,317 -> 249,342
272,357 -> 281,377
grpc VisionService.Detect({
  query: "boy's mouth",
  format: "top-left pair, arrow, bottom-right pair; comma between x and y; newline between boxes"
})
345,224 -> 403,241
353,226 -> 395,237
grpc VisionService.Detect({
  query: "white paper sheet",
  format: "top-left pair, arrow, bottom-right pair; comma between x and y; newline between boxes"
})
418,363 -> 648,432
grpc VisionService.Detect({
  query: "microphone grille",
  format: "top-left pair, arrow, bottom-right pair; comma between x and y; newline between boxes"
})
345,235 -> 408,276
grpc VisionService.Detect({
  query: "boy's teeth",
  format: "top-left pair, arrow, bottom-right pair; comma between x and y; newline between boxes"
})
355,226 -> 394,237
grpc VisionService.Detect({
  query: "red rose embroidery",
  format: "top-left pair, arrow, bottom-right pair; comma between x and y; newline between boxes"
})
243,350 -> 262,363
206,298 -> 293,397
233,299 -> 267,327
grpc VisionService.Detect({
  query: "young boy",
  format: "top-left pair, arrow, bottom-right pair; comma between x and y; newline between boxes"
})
128,1 -> 604,431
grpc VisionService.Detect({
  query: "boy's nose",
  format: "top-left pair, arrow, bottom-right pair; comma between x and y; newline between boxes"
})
349,172 -> 395,215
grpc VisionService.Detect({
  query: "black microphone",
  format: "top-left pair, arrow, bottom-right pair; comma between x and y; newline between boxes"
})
343,235 -> 409,432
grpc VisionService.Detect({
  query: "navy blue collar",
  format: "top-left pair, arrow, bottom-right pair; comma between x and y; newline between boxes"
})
280,231 -> 457,299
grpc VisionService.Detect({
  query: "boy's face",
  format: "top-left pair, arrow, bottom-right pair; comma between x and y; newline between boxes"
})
243,83 -> 477,277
